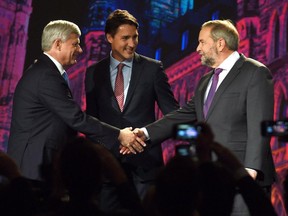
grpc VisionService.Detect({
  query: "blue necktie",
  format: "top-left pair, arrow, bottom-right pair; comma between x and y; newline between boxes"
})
203,68 -> 223,118
62,71 -> 70,87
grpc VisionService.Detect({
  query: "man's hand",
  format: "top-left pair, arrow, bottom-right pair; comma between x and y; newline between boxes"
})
119,128 -> 147,155
133,128 -> 147,141
118,127 -> 146,154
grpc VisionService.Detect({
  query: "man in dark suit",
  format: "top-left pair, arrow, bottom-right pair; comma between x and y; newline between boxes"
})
85,9 -> 179,211
134,19 -> 276,216
7,20 -> 141,182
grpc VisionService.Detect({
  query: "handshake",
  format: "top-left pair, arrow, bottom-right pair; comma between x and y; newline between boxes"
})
118,127 -> 147,155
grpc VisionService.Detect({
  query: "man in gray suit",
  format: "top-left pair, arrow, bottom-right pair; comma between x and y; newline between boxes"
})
133,19 -> 276,216
7,20 -> 141,182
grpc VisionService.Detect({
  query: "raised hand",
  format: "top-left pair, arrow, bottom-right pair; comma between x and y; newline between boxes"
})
0,151 -> 21,180
118,127 -> 146,154
93,143 -> 128,184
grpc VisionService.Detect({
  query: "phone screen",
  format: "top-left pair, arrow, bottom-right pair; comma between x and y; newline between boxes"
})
261,120 -> 288,137
174,124 -> 200,141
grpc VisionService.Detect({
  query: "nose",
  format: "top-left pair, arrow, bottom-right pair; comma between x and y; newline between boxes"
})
129,38 -> 137,48
78,46 -> 83,53
196,43 -> 200,53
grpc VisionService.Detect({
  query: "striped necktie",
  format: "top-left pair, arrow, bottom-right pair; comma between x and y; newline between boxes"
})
114,63 -> 124,112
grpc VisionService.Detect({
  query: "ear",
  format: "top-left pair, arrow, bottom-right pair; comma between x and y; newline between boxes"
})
54,39 -> 62,51
106,34 -> 113,44
217,38 -> 225,52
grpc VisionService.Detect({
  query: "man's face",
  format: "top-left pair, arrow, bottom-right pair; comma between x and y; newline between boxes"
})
107,24 -> 139,62
59,33 -> 83,67
196,27 -> 218,67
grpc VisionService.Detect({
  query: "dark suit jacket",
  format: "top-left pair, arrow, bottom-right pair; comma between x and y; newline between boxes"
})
85,53 -> 179,179
146,54 -> 276,186
7,54 -> 120,180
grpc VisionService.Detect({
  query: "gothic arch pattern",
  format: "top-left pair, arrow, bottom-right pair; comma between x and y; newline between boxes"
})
268,10 -> 280,62
281,3 -> 288,55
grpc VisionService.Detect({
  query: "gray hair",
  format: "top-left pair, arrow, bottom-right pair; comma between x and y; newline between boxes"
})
41,20 -> 81,51
202,19 -> 239,51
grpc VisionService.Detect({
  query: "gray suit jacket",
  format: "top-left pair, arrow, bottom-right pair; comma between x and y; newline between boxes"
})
147,54 -> 276,186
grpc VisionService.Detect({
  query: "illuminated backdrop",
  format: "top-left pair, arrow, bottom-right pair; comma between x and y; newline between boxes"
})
0,0 -> 288,215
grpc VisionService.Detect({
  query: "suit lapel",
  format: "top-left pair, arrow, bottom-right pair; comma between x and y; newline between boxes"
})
40,54 -> 73,97
123,53 -> 142,110
100,58 -> 120,111
101,58 -> 115,96
39,54 -> 60,73
205,55 -> 245,119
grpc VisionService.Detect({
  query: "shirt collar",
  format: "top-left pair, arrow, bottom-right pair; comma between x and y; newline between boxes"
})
110,51 -> 133,70
44,52 -> 66,75
217,51 -> 240,72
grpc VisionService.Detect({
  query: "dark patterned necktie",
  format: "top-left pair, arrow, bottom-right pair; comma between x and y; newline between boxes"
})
114,63 -> 124,112
203,68 -> 223,118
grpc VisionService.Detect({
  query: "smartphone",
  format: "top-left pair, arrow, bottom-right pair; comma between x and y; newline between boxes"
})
261,120 -> 288,137
175,144 -> 196,157
174,123 -> 201,141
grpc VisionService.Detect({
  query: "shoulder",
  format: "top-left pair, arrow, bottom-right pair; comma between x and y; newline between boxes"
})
238,54 -> 272,78
134,53 -> 162,65
86,57 -> 109,74
239,54 -> 268,69
23,56 -> 54,79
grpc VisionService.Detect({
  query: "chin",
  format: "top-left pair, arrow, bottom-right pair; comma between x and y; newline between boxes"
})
125,54 -> 134,60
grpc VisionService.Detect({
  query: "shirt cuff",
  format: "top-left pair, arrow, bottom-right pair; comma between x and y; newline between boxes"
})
141,127 -> 150,141
245,167 -> 258,179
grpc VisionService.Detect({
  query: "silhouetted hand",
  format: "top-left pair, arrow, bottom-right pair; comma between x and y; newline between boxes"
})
0,151 -> 21,180
195,122 -> 214,162
93,144 -> 128,185
194,122 -> 250,180
210,142 -> 243,171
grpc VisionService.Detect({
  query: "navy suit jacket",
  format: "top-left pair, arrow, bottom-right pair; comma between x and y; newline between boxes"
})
85,53 -> 179,179
7,54 -> 120,180
146,54 -> 276,186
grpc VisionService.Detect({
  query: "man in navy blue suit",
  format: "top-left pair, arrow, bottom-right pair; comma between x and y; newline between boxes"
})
7,20 -> 140,182
85,9 -> 179,212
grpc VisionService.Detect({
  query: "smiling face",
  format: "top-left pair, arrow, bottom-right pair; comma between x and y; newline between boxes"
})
196,27 -> 219,68
106,24 -> 138,62
58,33 -> 83,67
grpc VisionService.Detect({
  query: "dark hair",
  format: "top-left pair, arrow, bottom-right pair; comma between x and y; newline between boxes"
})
105,9 -> 139,37
155,156 -> 199,216
59,137 -> 103,198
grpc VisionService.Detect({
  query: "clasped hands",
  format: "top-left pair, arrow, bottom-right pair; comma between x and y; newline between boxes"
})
118,127 -> 147,154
